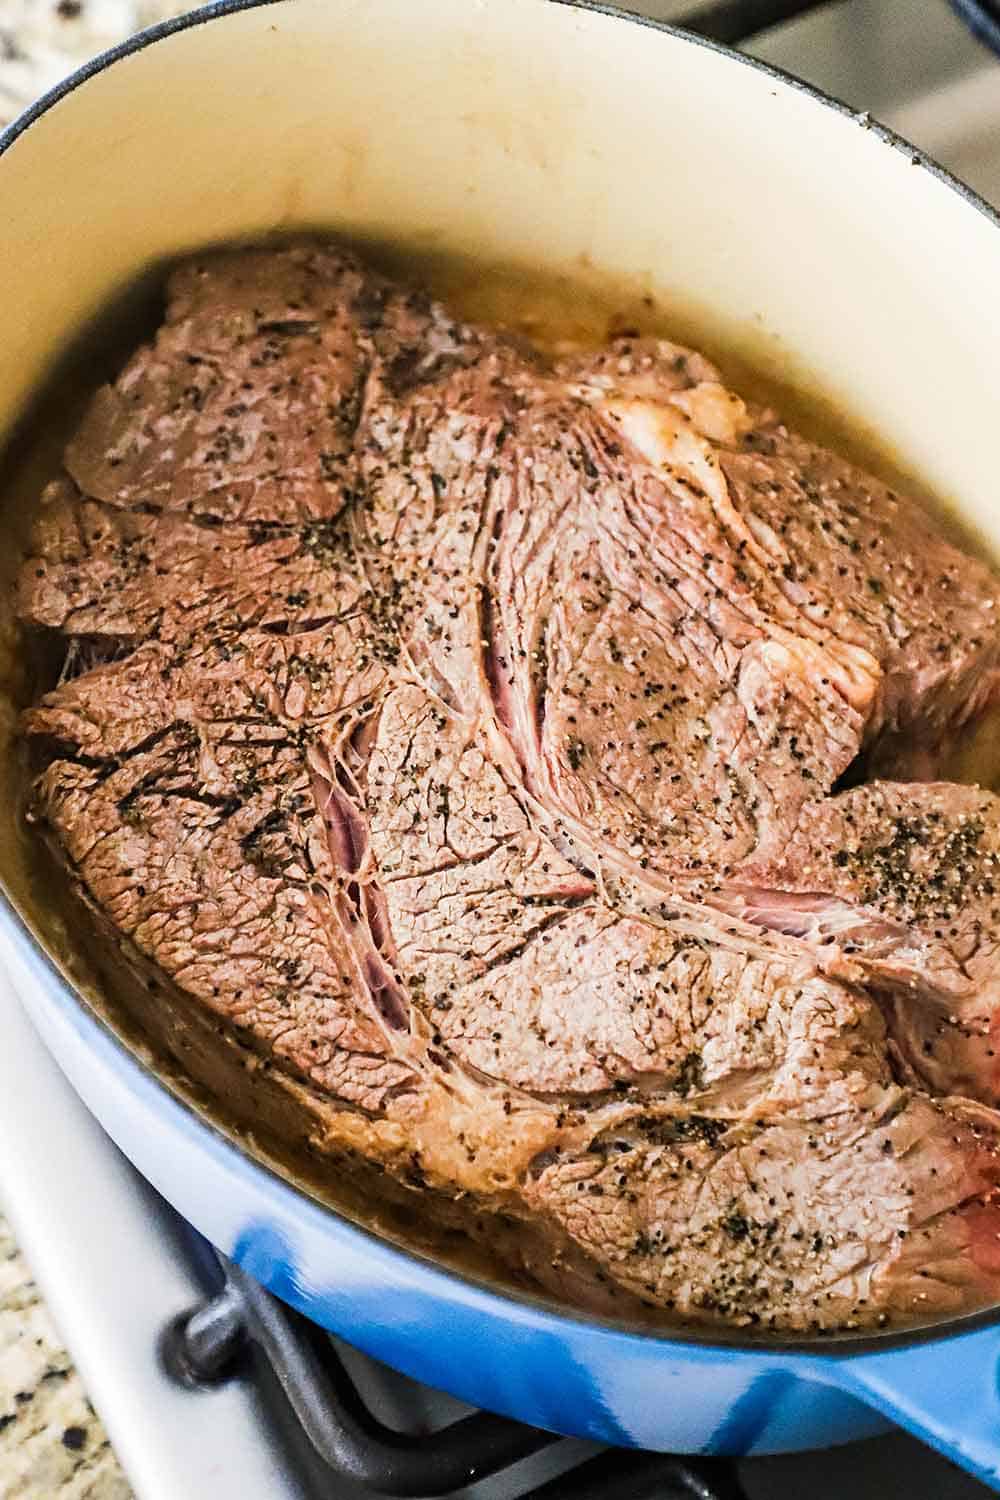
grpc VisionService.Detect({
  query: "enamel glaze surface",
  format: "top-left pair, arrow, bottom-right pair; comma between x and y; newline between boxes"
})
2,0 -> 1000,1484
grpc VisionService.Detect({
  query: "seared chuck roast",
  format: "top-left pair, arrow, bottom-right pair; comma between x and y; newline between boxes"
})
20,243 -> 1000,1332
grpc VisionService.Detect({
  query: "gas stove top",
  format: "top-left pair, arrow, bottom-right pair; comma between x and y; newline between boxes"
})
2,3 -> 1000,1497
0,975 -> 989,1500
634,0 -> 1000,205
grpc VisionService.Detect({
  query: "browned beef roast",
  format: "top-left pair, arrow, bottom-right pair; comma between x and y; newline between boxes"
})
19,242 -> 1000,1332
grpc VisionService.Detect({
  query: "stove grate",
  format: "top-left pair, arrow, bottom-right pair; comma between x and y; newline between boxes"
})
672,0 -> 837,44
161,1256 -> 748,1500
948,0 -> 1000,54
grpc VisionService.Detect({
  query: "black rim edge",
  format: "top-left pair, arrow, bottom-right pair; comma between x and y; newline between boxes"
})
1,0 -> 1000,1360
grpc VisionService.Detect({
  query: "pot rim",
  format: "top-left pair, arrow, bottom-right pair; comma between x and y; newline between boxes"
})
3,0 -> 1000,1362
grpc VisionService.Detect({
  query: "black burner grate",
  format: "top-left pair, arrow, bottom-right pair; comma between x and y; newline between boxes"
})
672,0 -> 838,45
948,0 -> 1000,54
162,1257 -> 748,1499
676,0 -> 1000,58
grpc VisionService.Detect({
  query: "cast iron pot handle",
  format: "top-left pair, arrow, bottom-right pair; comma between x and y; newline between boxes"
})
947,0 -> 1000,55
669,0 -> 838,44
830,1322 -> 1000,1492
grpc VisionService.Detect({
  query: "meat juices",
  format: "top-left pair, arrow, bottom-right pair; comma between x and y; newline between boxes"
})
19,242 -> 1000,1333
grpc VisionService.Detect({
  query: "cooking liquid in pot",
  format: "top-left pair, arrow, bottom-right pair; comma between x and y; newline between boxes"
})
3,240 -> 1000,1341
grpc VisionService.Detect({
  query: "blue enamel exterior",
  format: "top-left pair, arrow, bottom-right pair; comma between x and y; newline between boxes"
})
4,1 -> 1000,1490
4,900 -> 1000,1488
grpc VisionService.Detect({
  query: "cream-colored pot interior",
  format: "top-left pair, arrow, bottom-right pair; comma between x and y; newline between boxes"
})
2,0 -> 999,527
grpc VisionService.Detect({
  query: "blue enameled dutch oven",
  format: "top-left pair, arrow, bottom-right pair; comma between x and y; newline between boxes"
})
3,0 -> 1000,1488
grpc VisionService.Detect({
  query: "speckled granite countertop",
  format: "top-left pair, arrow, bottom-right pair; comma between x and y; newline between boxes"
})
0,0 -> 197,125
0,8 -> 195,1493
0,1221 -> 131,1499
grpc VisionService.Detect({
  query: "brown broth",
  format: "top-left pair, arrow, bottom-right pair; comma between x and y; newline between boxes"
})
2,239 -> 999,1342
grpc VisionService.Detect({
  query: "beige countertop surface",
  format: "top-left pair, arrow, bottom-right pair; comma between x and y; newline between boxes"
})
0,7 -> 194,1496
0,1220 -> 131,1499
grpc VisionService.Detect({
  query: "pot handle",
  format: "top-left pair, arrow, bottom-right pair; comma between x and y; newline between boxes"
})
834,1323 -> 1000,1493
669,1 -> 836,45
